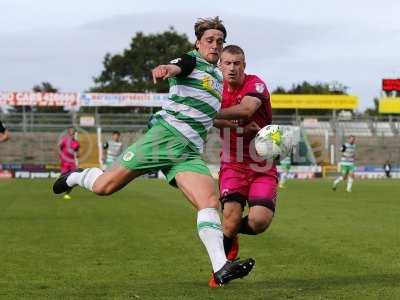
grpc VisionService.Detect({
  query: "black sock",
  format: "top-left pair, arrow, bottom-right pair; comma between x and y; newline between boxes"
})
223,235 -> 234,255
238,215 -> 256,235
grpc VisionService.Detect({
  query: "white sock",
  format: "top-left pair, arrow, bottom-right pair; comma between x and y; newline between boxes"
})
333,176 -> 343,186
66,168 -> 103,192
197,208 -> 227,272
347,177 -> 353,192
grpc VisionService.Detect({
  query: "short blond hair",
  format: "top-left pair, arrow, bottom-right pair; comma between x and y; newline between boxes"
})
222,45 -> 245,57
194,16 -> 227,42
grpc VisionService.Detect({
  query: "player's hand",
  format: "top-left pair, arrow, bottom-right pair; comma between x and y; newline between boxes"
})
152,65 -> 180,83
243,121 -> 260,137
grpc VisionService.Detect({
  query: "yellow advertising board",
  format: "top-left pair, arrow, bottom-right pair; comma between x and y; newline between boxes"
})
271,95 -> 358,109
379,97 -> 400,114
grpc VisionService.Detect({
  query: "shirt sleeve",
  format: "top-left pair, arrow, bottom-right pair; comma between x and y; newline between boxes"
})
0,121 -> 6,133
244,80 -> 269,103
170,54 -> 196,77
59,138 -> 65,149
73,140 -> 80,151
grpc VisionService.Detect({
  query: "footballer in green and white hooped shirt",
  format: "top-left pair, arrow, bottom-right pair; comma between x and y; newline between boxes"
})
102,131 -> 123,170
52,17 -> 255,287
332,135 -> 356,192
279,154 -> 292,189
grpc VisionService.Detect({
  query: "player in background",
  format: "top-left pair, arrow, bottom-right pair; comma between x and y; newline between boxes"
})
211,45 -> 277,287
53,17 -> 254,286
332,135 -> 356,192
0,120 -> 10,142
102,131 -> 123,170
383,160 -> 391,178
58,127 -> 80,200
279,154 -> 292,188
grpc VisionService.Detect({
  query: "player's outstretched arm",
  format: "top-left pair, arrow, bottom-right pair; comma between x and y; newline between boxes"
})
152,65 -> 182,83
217,96 -> 261,120
152,54 -> 196,84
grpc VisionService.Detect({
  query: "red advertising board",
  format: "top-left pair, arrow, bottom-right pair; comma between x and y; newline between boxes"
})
382,79 -> 400,91
0,92 -> 78,107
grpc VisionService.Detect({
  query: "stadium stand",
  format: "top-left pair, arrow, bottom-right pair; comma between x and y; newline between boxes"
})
336,121 -> 372,137
302,120 -> 333,136
1,112 -> 399,167
373,121 -> 394,137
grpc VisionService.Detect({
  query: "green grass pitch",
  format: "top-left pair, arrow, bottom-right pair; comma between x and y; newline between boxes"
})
0,178 -> 399,299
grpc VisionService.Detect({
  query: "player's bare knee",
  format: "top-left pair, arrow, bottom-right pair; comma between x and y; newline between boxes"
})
223,201 -> 242,217
223,208 -> 242,236
252,221 -> 269,234
92,185 -> 109,196
249,217 -> 272,234
92,182 -> 116,196
223,218 -> 241,236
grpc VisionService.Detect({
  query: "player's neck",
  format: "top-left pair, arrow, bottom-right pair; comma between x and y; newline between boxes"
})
227,75 -> 245,92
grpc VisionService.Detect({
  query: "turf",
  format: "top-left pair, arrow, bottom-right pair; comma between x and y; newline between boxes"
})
0,178 -> 399,299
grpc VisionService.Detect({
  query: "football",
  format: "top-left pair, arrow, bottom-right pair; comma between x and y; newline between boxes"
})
255,125 -> 293,160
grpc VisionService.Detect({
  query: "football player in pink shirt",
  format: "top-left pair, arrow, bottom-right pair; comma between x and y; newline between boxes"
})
58,127 -> 80,199
211,45 -> 278,286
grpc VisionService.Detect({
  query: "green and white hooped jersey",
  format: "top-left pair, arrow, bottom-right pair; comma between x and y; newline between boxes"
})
340,143 -> 356,165
158,50 -> 222,153
104,140 -> 123,163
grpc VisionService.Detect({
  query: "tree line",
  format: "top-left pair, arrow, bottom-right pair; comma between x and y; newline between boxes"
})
32,28 -> 380,115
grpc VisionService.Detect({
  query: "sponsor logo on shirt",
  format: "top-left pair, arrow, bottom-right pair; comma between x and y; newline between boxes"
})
202,75 -> 223,95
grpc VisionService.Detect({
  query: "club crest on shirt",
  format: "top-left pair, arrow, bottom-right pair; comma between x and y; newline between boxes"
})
122,151 -> 135,161
255,83 -> 265,93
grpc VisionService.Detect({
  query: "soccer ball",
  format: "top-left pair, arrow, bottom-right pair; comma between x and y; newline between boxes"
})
255,125 -> 293,160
